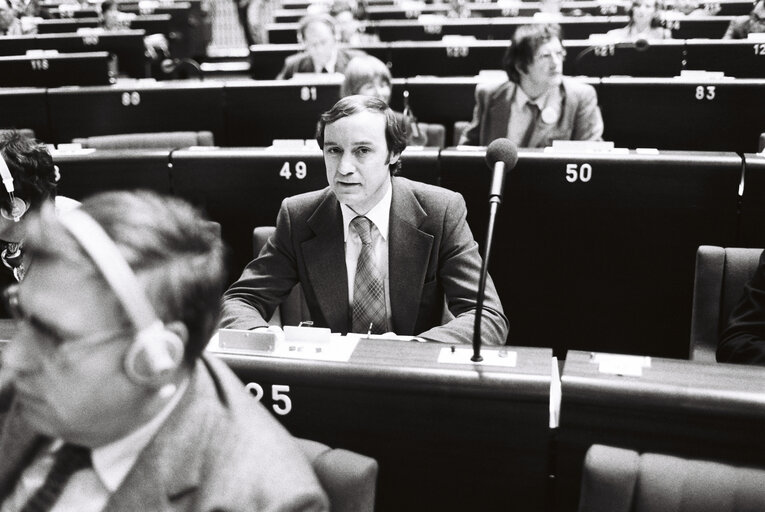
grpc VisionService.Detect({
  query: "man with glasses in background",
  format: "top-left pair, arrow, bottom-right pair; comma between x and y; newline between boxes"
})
0,191 -> 327,511
459,23 -> 604,148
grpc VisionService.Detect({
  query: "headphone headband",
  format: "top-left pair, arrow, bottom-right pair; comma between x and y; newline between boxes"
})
57,208 -> 160,331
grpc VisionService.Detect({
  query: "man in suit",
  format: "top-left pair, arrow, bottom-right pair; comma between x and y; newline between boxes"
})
0,191 -> 328,511
719,250 -> 765,365
276,14 -> 366,79
459,23 -> 603,148
221,95 -> 508,345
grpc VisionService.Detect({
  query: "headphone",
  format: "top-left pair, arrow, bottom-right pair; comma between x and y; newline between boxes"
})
0,154 -> 29,223
58,208 -> 185,388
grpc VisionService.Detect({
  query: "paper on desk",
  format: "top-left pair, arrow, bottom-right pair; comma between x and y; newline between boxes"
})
592,353 -> 651,377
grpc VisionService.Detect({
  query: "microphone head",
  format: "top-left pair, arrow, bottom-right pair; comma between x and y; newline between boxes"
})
634,38 -> 650,51
485,138 -> 519,170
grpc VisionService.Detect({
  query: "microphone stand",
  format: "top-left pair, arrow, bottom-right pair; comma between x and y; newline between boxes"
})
472,180 -> 502,362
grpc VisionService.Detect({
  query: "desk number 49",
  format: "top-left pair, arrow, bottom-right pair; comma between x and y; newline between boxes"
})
280,161 -> 307,179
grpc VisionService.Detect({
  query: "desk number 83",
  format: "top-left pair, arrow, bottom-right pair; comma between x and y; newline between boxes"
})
246,382 -> 292,415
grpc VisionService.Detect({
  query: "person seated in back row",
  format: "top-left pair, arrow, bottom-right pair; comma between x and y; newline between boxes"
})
277,13 -> 366,79
0,190 -> 329,511
221,95 -> 508,345
341,55 -> 428,146
459,23 -> 603,148
724,0 -> 765,38
604,0 -> 672,41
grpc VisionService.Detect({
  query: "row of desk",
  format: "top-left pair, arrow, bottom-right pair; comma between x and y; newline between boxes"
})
49,146 -> 765,361
267,14 -> 736,43
2,76 -> 764,152
273,0 -> 752,22
204,335 -> 765,511
250,38 -> 765,79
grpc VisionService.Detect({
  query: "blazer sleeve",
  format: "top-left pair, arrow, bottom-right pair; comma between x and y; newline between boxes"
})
718,251 -> 765,365
571,84 -> 604,141
417,193 -> 509,345
220,201 -> 301,330
458,83 -> 487,146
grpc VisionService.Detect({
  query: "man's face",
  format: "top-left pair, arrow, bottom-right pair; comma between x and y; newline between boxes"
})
303,20 -> 336,69
323,110 -> 398,215
520,38 -> 565,92
632,0 -> 657,24
1,257 -> 154,447
358,77 -> 392,104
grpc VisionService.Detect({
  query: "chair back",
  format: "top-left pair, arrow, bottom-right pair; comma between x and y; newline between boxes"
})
252,226 -> 311,326
690,245 -> 763,361
417,122 -> 446,148
72,131 -> 214,149
298,438 -> 378,512
578,444 -> 765,512
453,120 -> 470,146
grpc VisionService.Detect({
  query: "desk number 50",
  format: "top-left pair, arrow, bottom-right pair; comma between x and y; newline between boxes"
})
246,382 -> 292,415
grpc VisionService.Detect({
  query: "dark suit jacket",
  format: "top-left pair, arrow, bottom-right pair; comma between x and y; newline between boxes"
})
0,355 -> 329,511
459,77 -> 604,147
221,177 -> 508,345
719,251 -> 765,365
276,48 -> 366,79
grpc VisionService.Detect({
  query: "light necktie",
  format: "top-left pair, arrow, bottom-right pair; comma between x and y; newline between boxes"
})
520,101 -> 540,148
351,216 -> 386,335
20,443 -> 91,512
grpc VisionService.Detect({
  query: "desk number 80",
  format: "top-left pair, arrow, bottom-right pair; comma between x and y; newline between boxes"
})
246,382 -> 292,415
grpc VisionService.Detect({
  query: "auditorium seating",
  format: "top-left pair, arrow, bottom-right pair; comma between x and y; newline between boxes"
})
578,444 -> 765,512
690,246 -> 762,362
0,88 -> 50,141
72,130 -> 214,148
0,52 -> 113,87
739,153 -> 765,248
297,439 -> 378,512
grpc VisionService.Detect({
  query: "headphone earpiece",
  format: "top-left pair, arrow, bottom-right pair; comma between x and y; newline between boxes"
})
58,209 -> 186,389
123,322 -> 185,387
0,197 -> 28,223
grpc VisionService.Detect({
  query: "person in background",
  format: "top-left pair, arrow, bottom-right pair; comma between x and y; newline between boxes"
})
0,131 -> 79,316
719,251 -> 765,365
605,0 -> 672,41
723,0 -> 765,38
459,23 -> 603,148
221,95 -> 508,345
0,0 -> 28,35
101,0 -> 170,63
0,190 -> 329,511
276,13 -> 366,78
341,55 -> 428,145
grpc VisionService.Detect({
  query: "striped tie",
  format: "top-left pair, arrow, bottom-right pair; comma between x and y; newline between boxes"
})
21,443 -> 91,512
351,216 -> 387,335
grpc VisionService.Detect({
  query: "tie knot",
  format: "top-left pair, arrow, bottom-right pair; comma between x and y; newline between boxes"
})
55,443 -> 92,473
351,216 -> 374,245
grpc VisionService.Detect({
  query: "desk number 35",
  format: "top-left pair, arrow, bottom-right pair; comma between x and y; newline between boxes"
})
246,382 -> 292,415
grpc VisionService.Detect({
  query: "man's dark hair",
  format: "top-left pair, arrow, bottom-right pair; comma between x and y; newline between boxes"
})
0,130 -> 57,214
503,23 -> 562,83
316,95 -> 407,174
25,190 -> 227,367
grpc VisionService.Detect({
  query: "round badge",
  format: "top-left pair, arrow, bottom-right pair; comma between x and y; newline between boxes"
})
541,107 -> 558,124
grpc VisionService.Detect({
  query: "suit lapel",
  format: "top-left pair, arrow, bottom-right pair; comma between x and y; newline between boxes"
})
388,178 -> 433,335
0,397 -> 46,498
528,82 -> 564,148
106,368 -> 211,511
486,81 -> 515,146
304,191 -> 349,332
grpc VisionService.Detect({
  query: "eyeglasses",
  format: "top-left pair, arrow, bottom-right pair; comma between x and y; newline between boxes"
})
535,49 -> 567,62
3,284 -> 130,358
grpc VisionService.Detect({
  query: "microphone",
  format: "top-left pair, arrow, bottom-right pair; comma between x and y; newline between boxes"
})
572,38 -> 650,76
486,138 -> 519,203
402,90 -> 422,141
472,138 -> 518,362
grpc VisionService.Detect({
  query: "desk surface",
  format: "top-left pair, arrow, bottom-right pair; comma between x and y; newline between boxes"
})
212,339 -> 554,512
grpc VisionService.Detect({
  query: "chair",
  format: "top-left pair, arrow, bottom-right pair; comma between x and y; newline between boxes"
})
297,439 -> 378,512
759,132 -> 764,153
0,128 -> 35,139
452,120 -> 471,146
416,122 -> 446,148
578,444 -> 765,512
252,226 -> 311,327
72,131 -> 214,149
689,245 -> 763,361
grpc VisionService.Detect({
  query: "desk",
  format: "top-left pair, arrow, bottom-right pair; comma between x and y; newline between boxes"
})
0,52 -> 112,87
211,339 -> 554,512
556,350 -> 765,511
0,87 -> 50,141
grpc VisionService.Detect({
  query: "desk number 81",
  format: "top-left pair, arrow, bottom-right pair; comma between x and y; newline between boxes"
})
246,382 -> 292,415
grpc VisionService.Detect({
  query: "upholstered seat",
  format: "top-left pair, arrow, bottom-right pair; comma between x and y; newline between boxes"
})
72,131 -> 214,149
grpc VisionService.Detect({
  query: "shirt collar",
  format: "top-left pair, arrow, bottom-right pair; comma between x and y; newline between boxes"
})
340,178 -> 392,242
87,377 -> 190,492
515,83 -> 554,109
